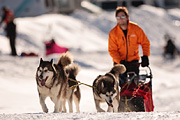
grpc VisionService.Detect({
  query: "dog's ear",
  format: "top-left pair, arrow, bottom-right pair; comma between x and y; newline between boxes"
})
113,79 -> 115,86
101,80 -> 104,88
114,81 -> 116,89
51,59 -> 57,74
40,58 -> 43,64
50,59 -> 53,64
96,80 -> 104,93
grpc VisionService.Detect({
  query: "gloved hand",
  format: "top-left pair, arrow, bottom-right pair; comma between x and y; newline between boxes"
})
141,56 -> 149,67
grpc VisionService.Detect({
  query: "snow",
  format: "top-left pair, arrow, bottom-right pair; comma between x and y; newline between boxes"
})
0,5 -> 180,119
1,111 -> 180,120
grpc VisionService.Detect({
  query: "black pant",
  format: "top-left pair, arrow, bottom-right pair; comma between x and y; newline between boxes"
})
9,36 -> 17,56
117,60 -> 140,87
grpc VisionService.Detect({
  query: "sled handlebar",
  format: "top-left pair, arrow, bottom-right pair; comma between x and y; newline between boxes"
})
138,64 -> 153,79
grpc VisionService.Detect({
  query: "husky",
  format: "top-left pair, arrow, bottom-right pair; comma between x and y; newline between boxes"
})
92,64 -> 126,112
36,52 -> 81,113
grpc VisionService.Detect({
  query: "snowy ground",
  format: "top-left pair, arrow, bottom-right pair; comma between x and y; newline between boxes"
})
0,5 -> 180,119
1,111 -> 180,120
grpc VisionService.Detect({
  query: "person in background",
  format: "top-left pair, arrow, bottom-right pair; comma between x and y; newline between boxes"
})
108,6 -> 150,86
163,34 -> 179,59
0,6 -> 17,56
0,6 -> 8,25
0,6 -> 11,26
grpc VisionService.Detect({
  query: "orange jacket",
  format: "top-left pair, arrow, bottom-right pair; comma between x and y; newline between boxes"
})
108,21 -> 150,64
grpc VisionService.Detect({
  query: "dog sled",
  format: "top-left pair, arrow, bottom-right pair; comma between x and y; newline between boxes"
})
118,65 -> 154,112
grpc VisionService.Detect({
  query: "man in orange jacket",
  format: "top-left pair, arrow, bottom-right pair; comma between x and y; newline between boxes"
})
108,7 -> 150,86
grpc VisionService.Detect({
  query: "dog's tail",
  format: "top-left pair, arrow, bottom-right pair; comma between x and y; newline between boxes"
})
66,63 -> 80,87
109,64 -> 126,78
57,52 -> 73,68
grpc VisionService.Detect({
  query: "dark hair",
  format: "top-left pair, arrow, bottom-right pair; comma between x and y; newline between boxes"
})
2,6 -> 8,11
115,6 -> 129,17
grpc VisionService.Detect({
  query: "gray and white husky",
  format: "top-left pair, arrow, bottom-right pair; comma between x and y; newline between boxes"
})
92,64 -> 126,112
36,52 -> 81,113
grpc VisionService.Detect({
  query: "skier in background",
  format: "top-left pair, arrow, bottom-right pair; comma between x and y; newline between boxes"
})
0,6 -> 17,56
163,34 -> 179,59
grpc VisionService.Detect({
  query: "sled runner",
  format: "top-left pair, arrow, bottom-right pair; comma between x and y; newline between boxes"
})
118,65 -> 154,112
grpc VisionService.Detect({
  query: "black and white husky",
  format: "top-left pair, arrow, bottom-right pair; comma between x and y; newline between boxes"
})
92,64 -> 126,112
36,52 -> 81,113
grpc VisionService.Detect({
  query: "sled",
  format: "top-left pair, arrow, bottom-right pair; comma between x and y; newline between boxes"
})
118,66 -> 154,112
45,39 -> 68,56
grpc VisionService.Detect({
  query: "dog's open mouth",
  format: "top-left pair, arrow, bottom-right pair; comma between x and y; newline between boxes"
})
41,76 -> 48,86
106,101 -> 113,107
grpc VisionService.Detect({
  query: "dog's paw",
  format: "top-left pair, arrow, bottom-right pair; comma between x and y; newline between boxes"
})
61,110 -> 67,113
53,110 -> 59,113
107,106 -> 113,112
43,108 -> 48,113
97,108 -> 105,112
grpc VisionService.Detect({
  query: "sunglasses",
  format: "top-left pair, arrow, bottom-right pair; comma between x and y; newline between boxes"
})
116,15 -> 127,19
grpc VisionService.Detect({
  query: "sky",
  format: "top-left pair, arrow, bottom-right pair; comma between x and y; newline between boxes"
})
0,4 -> 180,120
